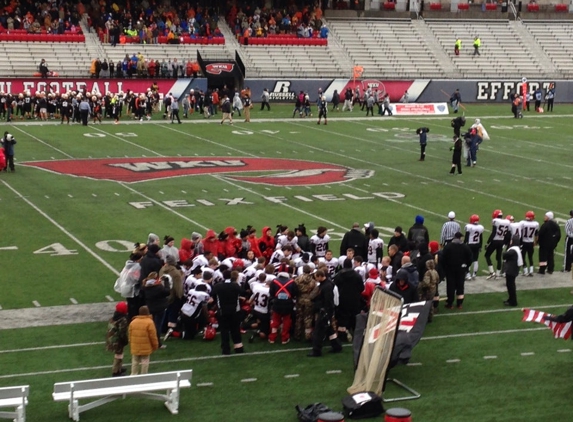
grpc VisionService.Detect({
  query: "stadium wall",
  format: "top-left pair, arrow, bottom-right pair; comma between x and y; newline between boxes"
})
0,77 -> 564,103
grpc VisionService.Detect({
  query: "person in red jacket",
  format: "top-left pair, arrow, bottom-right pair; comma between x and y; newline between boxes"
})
247,226 -> 262,257
202,229 -> 219,257
258,226 -> 275,263
179,238 -> 194,266
224,227 -> 242,258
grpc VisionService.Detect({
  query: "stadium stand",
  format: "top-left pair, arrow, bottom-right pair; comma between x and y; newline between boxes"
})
523,20 -> 573,77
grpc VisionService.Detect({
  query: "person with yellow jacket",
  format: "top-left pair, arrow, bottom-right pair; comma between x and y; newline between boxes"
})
128,306 -> 159,375
473,36 -> 481,56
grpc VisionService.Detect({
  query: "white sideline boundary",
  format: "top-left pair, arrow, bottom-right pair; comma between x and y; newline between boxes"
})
0,325 -> 560,380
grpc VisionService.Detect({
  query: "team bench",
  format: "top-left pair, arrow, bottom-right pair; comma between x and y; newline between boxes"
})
52,370 -> 192,421
0,385 -> 29,422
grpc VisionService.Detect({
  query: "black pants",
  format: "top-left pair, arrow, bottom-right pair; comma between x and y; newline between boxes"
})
5,154 -> 14,171
181,311 -> 207,340
445,269 -> 466,306
485,240 -> 504,270
171,109 -> 181,123
522,242 -> 535,269
311,312 -> 341,355
564,237 -> 573,271
80,109 -> 89,126
473,46 -> 480,56
218,312 -> 242,354
420,144 -> 426,160
450,150 -> 462,174
505,274 -> 517,305
539,246 -> 555,274
535,100 -> 541,110
260,101 -> 270,111
365,106 -> 373,116
547,98 -> 554,111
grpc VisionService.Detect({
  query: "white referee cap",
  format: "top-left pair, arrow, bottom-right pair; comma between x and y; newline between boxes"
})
448,211 -> 456,219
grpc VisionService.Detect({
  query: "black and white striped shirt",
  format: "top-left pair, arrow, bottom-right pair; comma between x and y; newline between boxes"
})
441,221 -> 461,245
565,218 -> 573,238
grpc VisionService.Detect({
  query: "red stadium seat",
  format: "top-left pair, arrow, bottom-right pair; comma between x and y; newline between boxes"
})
485,3 -> 497,10
430,3 -> 442,10
457,3 -> 470,10
527,3 -> 539,11
384,2 -> 396,10
555,3 -> 568,11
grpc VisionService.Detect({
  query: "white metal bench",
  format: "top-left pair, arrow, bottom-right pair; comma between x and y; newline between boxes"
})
52,370 -> 192,421
0,385 -> 29,422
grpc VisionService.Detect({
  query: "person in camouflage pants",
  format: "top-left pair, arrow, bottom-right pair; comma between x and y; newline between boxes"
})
418,259 -> 439,323
106,302 -> 130,376
294,265 -> 317,341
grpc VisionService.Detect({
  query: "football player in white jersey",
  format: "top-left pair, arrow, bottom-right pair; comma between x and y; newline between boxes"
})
464,214 -> 485,280
485,209 -> 510,279
275,230 -> 301,258
506,215 -> 523,242
319,250 -> 339,278
520,210 -> 539,276
180,284 -> 212,339
243,273 -> 271,340
310,226 -> 330,258
367,229 -> 384,265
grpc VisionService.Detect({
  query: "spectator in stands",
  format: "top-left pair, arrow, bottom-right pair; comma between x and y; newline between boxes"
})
473,36 -> 481,56
39,59 -> 49,79
454,38 -> 461,56
101,59 -> 109,78
320,24 -> 329,38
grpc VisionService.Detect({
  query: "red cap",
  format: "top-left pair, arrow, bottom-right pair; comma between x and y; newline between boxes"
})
369,268 -> 379,278
429,241 -> 440,254
115,302 -> 128,314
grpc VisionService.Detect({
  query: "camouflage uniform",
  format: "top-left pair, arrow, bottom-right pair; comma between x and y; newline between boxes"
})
419,260 -> 439,322
294,273 -> 316,340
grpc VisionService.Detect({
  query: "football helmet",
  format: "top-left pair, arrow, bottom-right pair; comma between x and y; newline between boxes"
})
470,214 -> 480,224
203,325 -> 216,341
506,215 -> 514,222
492,209 -> 503,219
525,211 -> 535,220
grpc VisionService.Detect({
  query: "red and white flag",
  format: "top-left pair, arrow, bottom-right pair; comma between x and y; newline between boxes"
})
522,308 -> 572,340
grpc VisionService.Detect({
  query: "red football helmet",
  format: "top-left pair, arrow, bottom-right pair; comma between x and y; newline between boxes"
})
525,211 -> 535,220
492,209 -> 503,219
203,325 -> 216,341
233,259 -> 245,270
470,214 -> 480,224
506,215 -> 514,221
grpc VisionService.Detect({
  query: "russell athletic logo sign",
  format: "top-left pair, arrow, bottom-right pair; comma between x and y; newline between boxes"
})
23,157 -> 374,186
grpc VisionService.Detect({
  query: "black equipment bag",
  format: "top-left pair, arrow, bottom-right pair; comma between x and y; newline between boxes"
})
342,391 -> 383,419
296,403 -> 332,422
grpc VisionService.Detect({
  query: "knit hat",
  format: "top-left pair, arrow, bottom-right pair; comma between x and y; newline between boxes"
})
545,211 -> 554,220
415,215 -> 424,224
429,241 -> 440,254
448,211 -> 456,219
369,268 -> 379,278
191,232 -> 201,241
115,302 -> 128,314
147,233 -> 159,245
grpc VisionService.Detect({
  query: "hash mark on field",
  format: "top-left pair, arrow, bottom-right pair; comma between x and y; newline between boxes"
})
223,189 -> 229,192
69,298 -> 78,305
181,190 -> 186,194
50,157 -> 55,160
32,301 -> 41,308
92,194 -> 97,197
276,151 -> 282,154
493,179 -> 501,182
457,180 -> 464,184
563,177 -> 572,180
0,246 -> 18,251
484,356 -> 497,360
363,184 -> 370,187
547,177 -> 553,180
406,362 -> 422,367
446,359 -> 460,363
421,182 -> 427,185
284,374 -> 300,378
475,180 -> 483,183
196,382 -> 213,387
159,191 -> 164,195
383,183 -> 388,186
241,378 -> 257,383
285,187 -> 291,190
114,193 -> 120,196
326,370 -> 342,374
45,195 -> 49,199
557,349 -> 571,353
202,190 -> 208,193
265,187 -> 271,191
68,194 -> 73,198
521,352 -> 535,356
105,295 -> 114,302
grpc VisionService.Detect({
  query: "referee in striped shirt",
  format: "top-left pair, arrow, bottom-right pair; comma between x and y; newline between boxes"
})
563,210 -> 573,272
441,211 -> 461,247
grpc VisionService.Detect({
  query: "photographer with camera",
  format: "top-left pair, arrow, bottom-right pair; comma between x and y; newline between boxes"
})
308,270 -> 342,357
1,132 -> 16,173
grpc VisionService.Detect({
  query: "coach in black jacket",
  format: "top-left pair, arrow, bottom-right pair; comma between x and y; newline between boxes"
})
441,232 -> 473,309
308,270 -> 342,357
334,259 -> 364,342
538,211 -> 561,275
340,223 -> 368,260
212,270 -> 245,355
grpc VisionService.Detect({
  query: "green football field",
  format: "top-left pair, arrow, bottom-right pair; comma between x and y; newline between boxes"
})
1,103 -> 573,421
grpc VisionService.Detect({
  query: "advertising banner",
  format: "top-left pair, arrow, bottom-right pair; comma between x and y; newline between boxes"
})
391,102 -> 449,115
0,78 -> 205,98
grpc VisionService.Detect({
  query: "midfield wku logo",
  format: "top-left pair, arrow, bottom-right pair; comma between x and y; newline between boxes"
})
22,157 -> 374,186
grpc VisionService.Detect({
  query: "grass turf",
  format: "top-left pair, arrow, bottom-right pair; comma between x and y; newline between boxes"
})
1,103 -> 572,421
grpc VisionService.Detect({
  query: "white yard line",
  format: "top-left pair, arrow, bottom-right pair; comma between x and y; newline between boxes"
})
11,125 -> 74,158
0,180 -> 120,276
